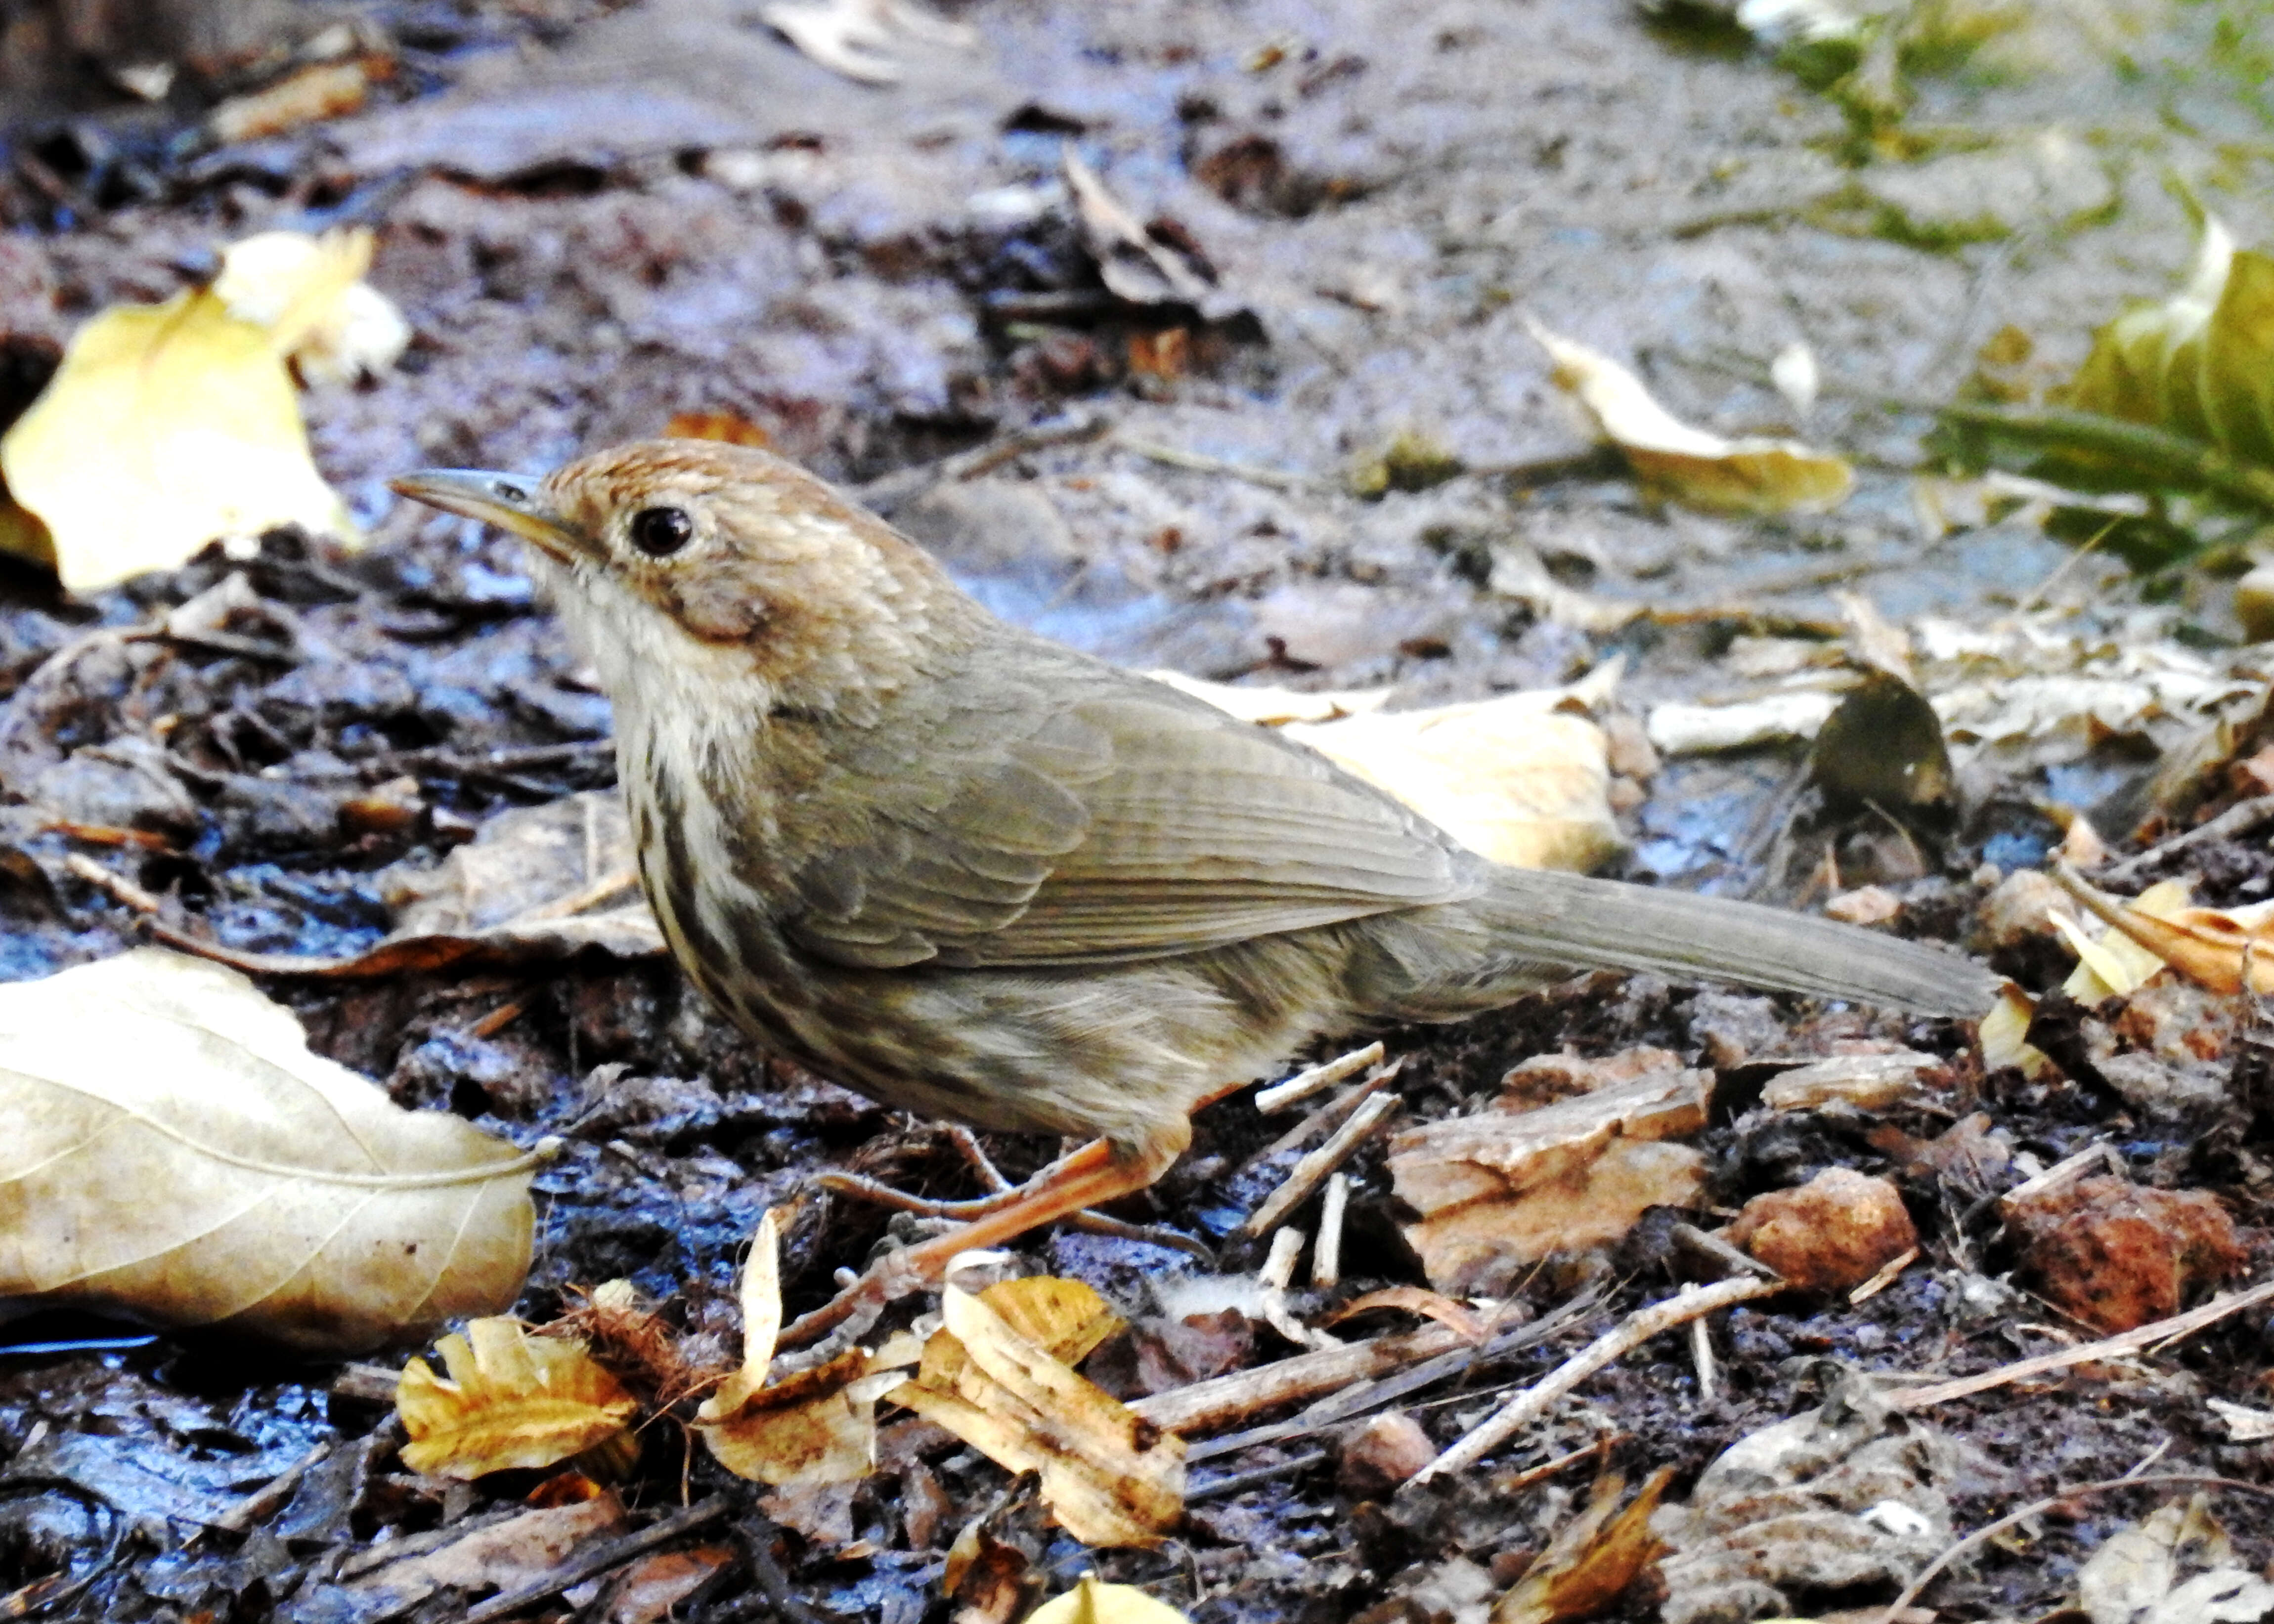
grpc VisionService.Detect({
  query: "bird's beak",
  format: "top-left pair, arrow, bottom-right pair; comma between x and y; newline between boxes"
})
388,469 -> 593,565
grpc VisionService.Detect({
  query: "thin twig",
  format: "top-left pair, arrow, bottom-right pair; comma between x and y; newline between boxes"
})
1257,1043 -> 1384,1114
64,853 -> 163,914
1887,1278 -> 2274,1410
1240,1092 -> 1400,1238
1178,1287 -> 1606,1462
209,1440 -> 333,1535
1409,1276 -> 1779,1485
1113,435 -> 1317,492
1249,1063 -> 1400,1166
1312,1174 -> 1349,1289
2099,795 -> 2274,884
459,1496 -> 731,1624
1187,1448 -> 1332,1504
1872,1474 -> 2274,1624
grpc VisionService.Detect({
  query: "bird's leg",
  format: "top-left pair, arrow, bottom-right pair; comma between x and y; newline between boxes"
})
818,1130 -> 1074,1219
784,1135 -> 1180,1346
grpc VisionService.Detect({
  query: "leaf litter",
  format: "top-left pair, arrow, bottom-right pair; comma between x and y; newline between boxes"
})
9,1 -> 2274,1621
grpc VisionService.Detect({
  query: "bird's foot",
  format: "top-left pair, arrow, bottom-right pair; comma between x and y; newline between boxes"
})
784,1137 -> 1175,1346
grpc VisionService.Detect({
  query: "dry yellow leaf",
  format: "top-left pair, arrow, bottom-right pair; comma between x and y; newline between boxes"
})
2054,878 -> 2189,1001
1287,695 -> 1622,873
694,1208 -> 916,1487
916,1275 -> 1126,1398
1491,1469 -> 1672,1624
0,227 -> 406,591
2062,877 -> 2274,998
891,1284 -> 1183,1548
0,289 -> 351,590
397,1318 -> 638,1479
0,948 -> 544,1352
1527,318 -> 1853,515
1979,982 -> 2048,1078
215,228 -> 411,387
1028,1574 -> 1194,1624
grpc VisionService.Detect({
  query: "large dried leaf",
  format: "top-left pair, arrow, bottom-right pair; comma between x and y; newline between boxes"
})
2059,215 -> 2274,474
1528,318 -> 1853,515
0,947 -> 543,1352
0,231 -> 395,590
891,1283 -> 1183,1548
397,1318 -> 639,1479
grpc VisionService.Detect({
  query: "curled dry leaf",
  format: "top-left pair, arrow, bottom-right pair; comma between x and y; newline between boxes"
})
396,1318 -> 639,1479
891,1280 -> 1182,1548
0,948 -> 543,1352
208,59 -> 377,146
213,792 -> 665,980
0,227 -> 405,590
2058,870 -> 2274,997
1980,981 -> 2050,1078
1389,1060 -> 1712,1297
1490,1469 -> 1672,1624
214,228 -> 412,387
2057,214 -> 2274,476
1063,150 -> 1245,323
1526,318 -> 1854,515
694,1209 -> 918,1487
1028,1573 -> 1195,1624
1323,1286 -> 1488,1343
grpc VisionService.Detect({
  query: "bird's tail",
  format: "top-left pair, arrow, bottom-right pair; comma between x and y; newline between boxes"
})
1446,865 -> 2000,1017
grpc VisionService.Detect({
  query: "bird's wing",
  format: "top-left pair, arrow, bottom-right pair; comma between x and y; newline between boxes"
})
782,677 -> 1478,969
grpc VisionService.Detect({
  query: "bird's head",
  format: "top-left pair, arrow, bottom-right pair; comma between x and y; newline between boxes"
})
392,438 -> 962,718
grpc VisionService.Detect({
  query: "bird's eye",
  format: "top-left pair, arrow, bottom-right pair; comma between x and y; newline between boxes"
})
629,506 -> 695,558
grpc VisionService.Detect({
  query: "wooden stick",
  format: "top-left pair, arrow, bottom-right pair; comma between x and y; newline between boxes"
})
210,1440 -> 333,1534
1690,1318 -> 1716,1404
1887,1278 -> 2274,1411
1261,1227 -> 1305,1288
1252,1066 -> 1397,1163
1257,1042 -> 1385,1114
1848,1245 -> 1919,1306
1312,1174 -> 1350,1289
1240,1092 -> 1399,1238
1176,1288 -> 1607,1460
1134,1323 -> 1472,1436
65,853 -> 163,914
1410,1276 -> 1778,1485
2099,794 -> 2274,884
460,1496 -> 730,1624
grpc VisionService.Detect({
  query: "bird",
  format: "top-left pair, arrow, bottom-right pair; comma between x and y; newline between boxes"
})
393,438 -> 1997,1340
